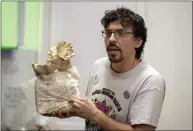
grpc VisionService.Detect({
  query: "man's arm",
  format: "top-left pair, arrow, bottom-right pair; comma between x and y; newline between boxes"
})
92,107 -> 155,131
69,97 -> 155,131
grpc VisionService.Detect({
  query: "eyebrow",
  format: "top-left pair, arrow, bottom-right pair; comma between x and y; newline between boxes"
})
105,29 -> 124,32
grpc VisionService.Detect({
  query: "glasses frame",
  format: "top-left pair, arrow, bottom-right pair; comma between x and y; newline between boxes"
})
102,29 -> 135,39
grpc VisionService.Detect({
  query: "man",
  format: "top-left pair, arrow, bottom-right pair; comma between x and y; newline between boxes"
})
60,7 -> 166,131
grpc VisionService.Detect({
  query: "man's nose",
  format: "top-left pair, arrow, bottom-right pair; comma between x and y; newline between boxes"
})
109,33 -> 116,42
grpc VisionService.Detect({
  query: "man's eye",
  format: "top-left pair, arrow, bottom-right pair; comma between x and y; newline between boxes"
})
117,31 -> 124,36
106,32 -> 112,36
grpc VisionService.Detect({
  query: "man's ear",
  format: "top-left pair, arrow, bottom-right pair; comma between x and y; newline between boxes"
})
135,38 -> 143,48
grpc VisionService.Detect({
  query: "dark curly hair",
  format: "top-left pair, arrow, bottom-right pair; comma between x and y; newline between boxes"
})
101,7 -> 147,60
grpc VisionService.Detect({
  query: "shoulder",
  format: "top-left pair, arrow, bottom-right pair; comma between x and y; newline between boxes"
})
92,57 -> 109,70
139,62 -> 166,95
88,57 -> 109,78
93,57 -> 109,66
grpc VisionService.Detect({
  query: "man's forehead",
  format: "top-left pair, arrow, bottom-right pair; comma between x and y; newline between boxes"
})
106,21 -> 132,31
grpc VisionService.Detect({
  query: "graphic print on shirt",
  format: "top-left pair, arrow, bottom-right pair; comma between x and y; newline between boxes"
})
85,88 -> 123,131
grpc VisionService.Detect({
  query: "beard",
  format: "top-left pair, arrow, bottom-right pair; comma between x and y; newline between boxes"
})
106,43 -> 124,63
108,52 -> 123,63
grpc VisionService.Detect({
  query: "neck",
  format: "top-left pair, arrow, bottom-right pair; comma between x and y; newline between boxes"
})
111,56 -> 141,73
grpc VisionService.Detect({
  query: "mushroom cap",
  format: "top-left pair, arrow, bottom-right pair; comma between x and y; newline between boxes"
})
48,41 -> 74,60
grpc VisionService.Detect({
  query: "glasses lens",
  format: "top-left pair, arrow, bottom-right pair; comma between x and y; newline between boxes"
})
102,31 -> 106,37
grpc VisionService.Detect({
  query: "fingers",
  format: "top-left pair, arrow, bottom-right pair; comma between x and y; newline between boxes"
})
72,108 -> 81,113
68,96 -> 89,105
43,112 -> 60,118
67,96 -> 90,118
69,97 -> 84,113
74,96 -> 88,101
43,114 -> 52,117
72,102 -> 81,110
68,111 -> 76,116
71,108 -> 84,115
69,98 -> 83,106
58,110 -> 63,119
43,111 -> 74,119
68,98 -> 74,103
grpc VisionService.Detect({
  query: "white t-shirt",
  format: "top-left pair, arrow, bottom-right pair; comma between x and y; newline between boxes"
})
85,57 -> 166,130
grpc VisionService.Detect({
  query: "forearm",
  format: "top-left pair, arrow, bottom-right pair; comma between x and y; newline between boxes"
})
93,109 -> 134,131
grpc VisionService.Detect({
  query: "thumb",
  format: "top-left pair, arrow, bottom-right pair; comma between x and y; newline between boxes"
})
58,110 -> 63,119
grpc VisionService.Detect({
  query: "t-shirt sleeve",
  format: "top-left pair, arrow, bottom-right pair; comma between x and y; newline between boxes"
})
129,75 -> 166,128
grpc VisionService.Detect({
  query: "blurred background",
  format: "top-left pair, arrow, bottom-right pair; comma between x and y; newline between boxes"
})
0,1 -> 192,130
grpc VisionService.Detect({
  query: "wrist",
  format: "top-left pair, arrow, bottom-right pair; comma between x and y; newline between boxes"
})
92,108 -> 101,123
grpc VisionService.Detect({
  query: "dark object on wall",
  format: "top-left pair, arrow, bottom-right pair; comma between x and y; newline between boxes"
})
1,50 -> 15,60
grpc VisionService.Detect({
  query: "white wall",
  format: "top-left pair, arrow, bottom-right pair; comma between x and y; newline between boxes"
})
144,2 -> 192,130
42,2 -> 192,130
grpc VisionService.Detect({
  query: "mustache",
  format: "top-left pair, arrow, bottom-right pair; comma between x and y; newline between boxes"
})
106,42 -> 121,52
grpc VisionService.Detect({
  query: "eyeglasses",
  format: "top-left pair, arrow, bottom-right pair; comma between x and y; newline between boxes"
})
102,30 -> 134,39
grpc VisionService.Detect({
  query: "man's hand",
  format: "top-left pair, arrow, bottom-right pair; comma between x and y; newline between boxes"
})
68,97 -> 99,121
43,110 -> 78,119
57,110 -> 78,119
